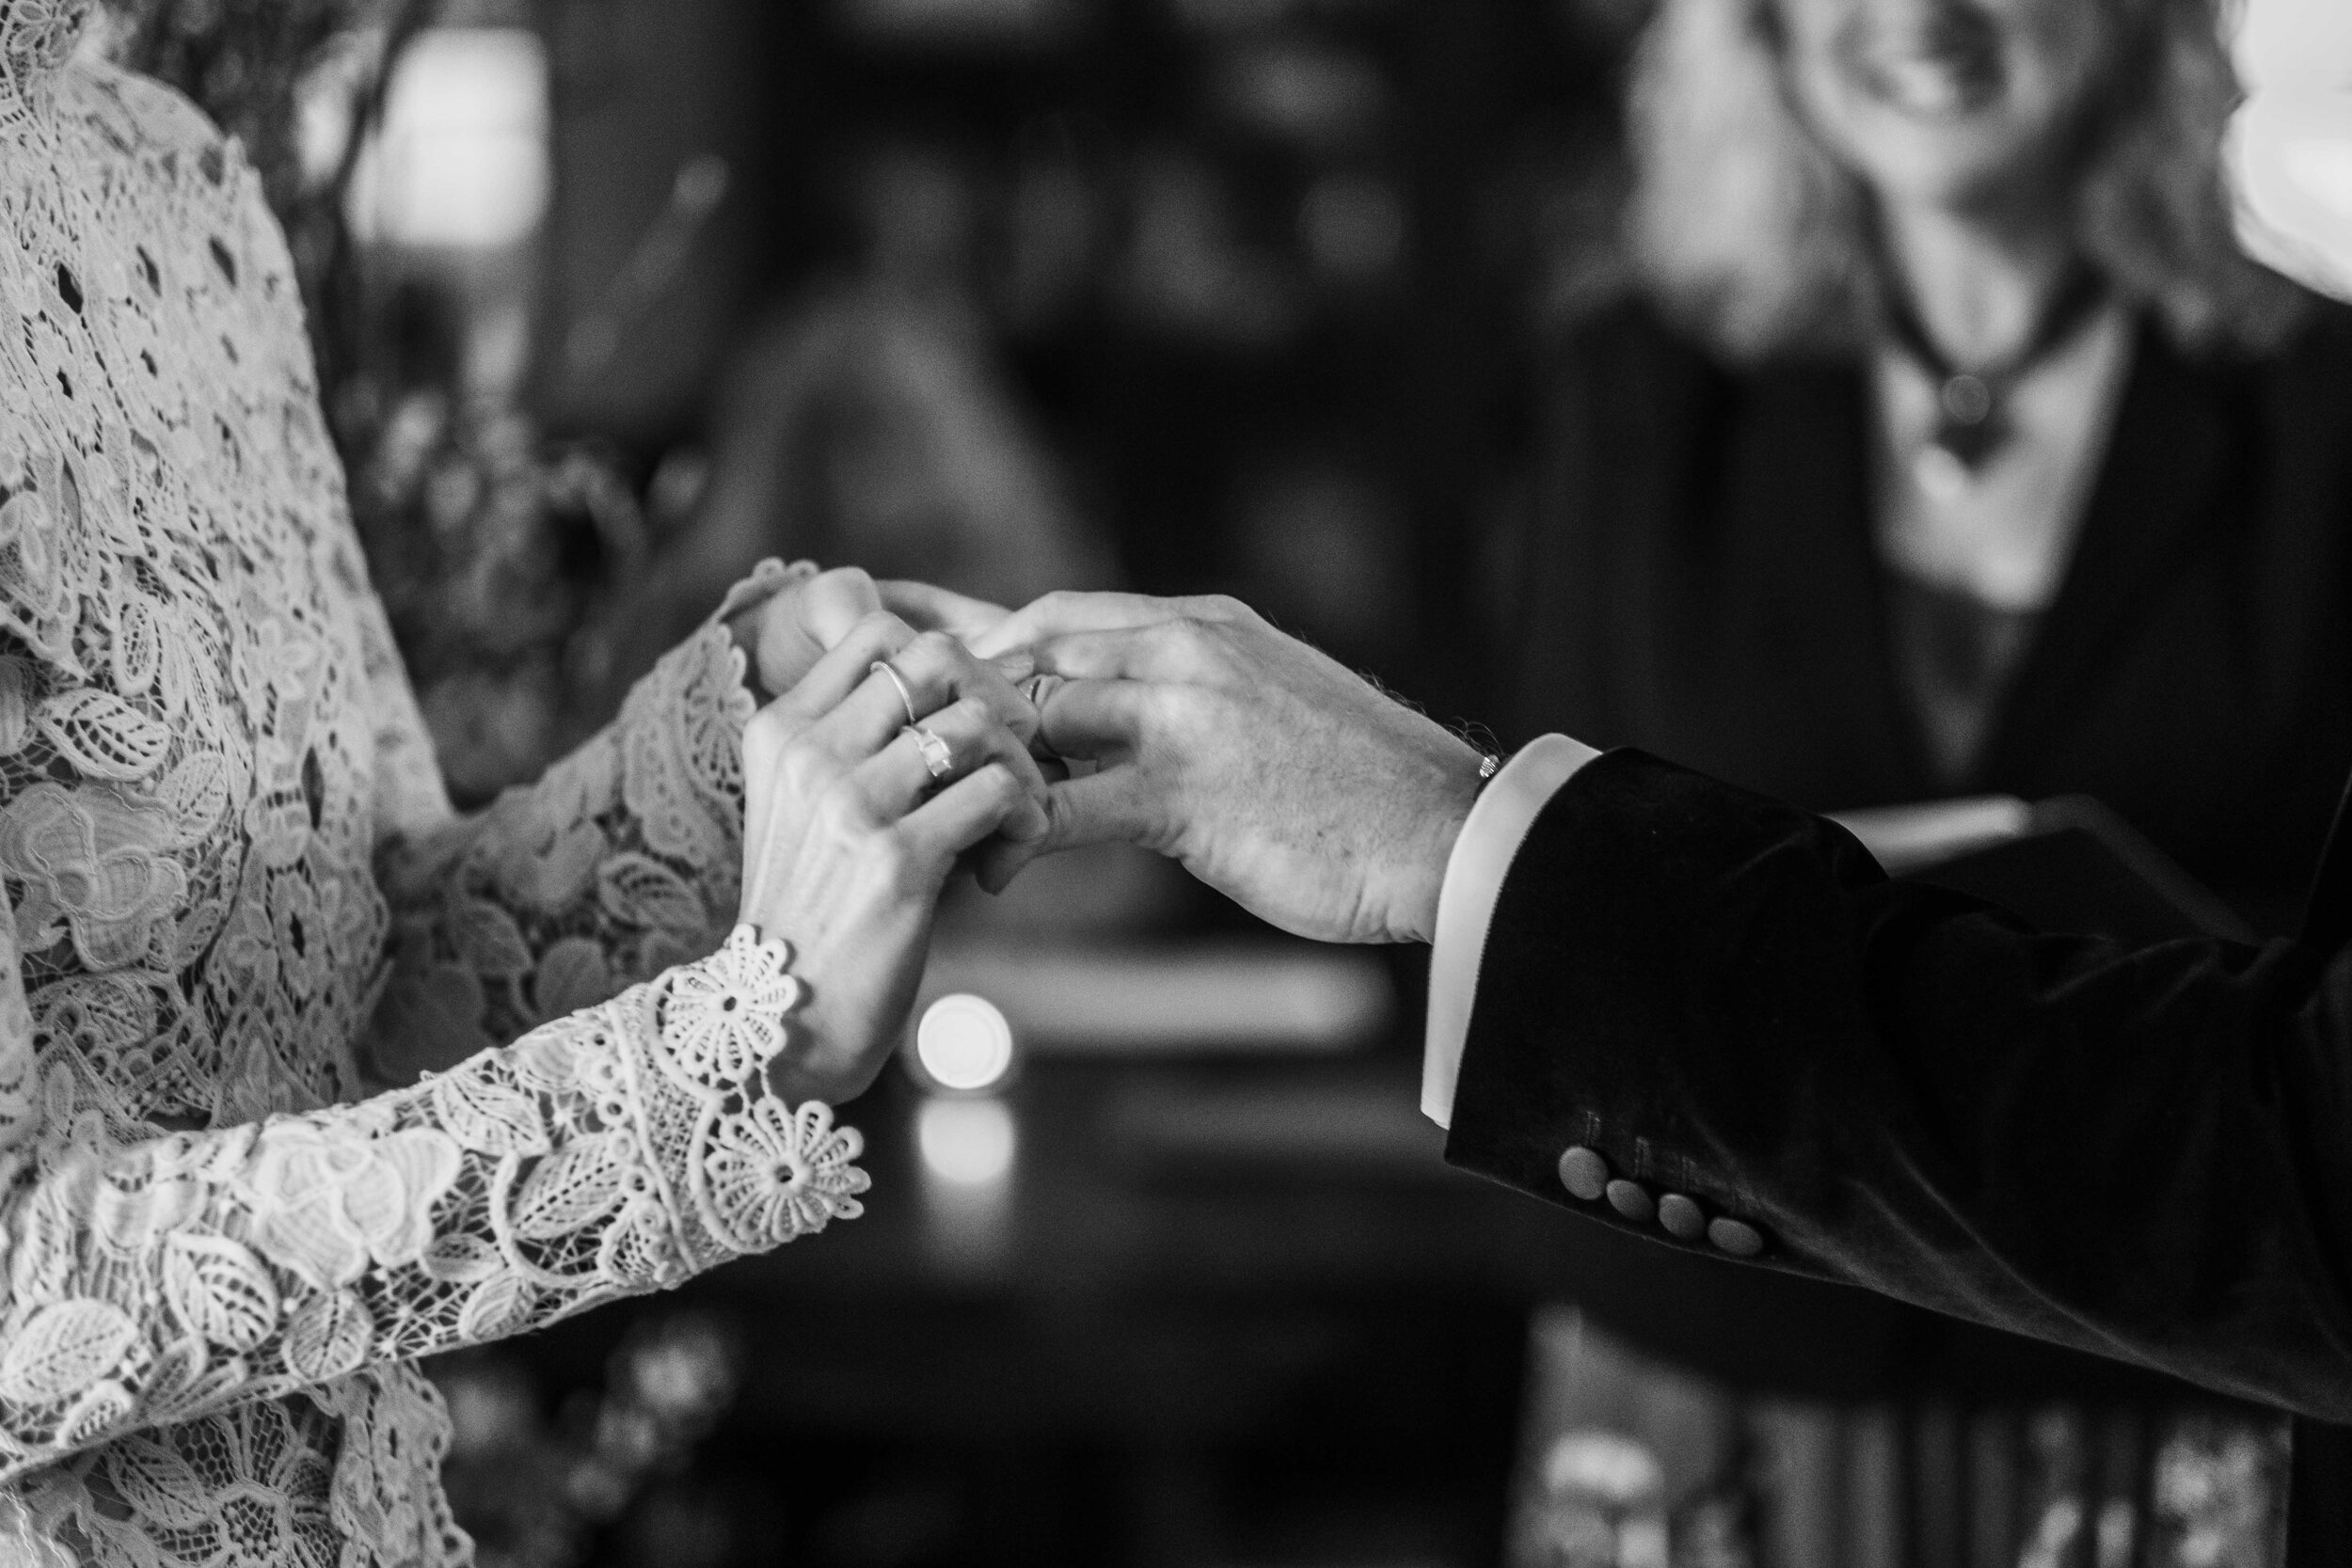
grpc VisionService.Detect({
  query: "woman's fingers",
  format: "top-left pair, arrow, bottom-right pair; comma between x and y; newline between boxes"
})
893,631 -> 1041,739
729,566 -> 884,699
849,699 -> 1053,834
903,762 -> 1054,877
770,610 -> 921,730
971,763 -> 1161,892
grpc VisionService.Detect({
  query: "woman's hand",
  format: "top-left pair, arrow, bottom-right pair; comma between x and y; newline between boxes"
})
737,612 -> 1051,1104
729,566 -> 890,703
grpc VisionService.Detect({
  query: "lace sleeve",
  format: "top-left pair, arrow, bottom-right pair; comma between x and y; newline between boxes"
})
362,562 -> 814,1084
0,911 -> 866,1481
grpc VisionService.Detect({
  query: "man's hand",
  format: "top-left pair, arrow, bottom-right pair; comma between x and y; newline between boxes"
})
973,592 -> 1486,944
880,579 -> 1012,645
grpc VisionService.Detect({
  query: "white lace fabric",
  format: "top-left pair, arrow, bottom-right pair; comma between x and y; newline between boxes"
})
0,8 -> 867,1564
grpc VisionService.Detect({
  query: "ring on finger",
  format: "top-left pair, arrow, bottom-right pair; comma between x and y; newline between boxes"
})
906,723 -> 955,781
872,660 -> 920,726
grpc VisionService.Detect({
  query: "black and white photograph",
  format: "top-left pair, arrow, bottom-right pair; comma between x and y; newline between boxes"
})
2,0 -> 2351,1563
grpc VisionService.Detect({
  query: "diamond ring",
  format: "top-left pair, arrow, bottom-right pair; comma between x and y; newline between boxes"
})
907,724 -> 954,781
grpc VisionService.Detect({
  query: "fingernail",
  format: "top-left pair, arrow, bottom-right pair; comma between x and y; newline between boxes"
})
994,652 -> 1036,683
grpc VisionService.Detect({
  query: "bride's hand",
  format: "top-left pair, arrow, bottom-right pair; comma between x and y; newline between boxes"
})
737,613 -> 1051,1104
729,566 -> 889,703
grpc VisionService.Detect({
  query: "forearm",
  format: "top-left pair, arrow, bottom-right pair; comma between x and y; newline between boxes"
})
0,926 -> 860,1479
1444,749 -> 2352,1418
371,567 -> 803,1071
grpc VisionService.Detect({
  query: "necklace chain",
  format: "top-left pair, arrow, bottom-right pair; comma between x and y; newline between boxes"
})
1882,265 -> 2107,470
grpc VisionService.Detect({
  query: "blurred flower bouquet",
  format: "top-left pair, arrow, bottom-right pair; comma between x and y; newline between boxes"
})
109,0 -> 655,805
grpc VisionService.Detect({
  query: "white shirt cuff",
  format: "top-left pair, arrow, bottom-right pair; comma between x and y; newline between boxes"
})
1421,734 -> 1601,1128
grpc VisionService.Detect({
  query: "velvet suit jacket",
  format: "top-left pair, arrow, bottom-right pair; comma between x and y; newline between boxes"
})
1443,749 -> 2352,1560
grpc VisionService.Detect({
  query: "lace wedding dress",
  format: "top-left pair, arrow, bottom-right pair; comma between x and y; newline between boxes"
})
0,6 -> 869,1562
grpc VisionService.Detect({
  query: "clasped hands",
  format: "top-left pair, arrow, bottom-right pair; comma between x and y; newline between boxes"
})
727,567 -> 1488,1106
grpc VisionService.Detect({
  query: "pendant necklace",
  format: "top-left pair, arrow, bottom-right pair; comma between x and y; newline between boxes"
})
1881,264 -> 2107,479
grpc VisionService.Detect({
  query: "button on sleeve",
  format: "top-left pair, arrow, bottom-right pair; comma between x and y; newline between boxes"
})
1557,1146 -> 1610,1201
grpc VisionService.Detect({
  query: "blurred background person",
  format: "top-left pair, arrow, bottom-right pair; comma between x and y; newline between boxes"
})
1485,0 -> 2352,1560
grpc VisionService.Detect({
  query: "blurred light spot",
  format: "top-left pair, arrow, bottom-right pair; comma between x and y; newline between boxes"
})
2234,0 -> 2352,93
2285,135 -> 2352,210
1543,1432 -> 1665,1503
917,1097 -> 1016,1185
349,28 -> 549,248
2232,0 -> 2352,300
915,993 -> 1015,1091
2231,94 -> 2352,301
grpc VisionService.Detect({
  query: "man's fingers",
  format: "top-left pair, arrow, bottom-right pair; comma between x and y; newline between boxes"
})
881,579 -> 1011,642
1025,620 -> 1232,686
971,590 -> 1247,660
972,764 -> 1161,892
1036,677 -> 1151,761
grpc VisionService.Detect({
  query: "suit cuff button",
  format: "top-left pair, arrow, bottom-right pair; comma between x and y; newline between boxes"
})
1557,1146 -> 1609,1201
1707,1217 -> 1766,1258
1604,1180 -> 1656,1224
1657,1193 -> 1706,1240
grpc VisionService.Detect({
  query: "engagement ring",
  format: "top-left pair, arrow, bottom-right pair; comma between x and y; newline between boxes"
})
908,724 -> 954,781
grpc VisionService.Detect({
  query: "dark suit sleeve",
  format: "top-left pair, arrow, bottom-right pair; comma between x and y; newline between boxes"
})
1445,749 -> 2352,1419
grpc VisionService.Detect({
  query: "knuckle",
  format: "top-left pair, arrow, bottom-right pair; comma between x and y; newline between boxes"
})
814,782 -> 873,839
1159,684 -> 1219,736
855,610 -> 914,653
908,628 -> 962,668
1168,617 -> 1220,663
742,704 -> 790,756
776,736 -> 830,796
867,829 -> 917,887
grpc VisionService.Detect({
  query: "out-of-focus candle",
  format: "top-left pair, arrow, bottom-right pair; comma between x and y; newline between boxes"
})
914,992 -> 1016,1092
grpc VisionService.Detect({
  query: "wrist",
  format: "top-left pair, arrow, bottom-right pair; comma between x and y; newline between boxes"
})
1396,741 -> 1490,944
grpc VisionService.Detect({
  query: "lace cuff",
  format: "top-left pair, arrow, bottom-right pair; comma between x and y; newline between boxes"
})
603,924 -> 866,1277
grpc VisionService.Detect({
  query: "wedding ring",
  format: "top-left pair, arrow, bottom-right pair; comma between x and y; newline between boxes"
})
1025,673 -> 1063,709
907,724 -> 955,781
872,660 -> 920,726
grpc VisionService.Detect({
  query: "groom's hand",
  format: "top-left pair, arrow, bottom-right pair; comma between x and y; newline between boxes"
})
972,592 -> 1486,943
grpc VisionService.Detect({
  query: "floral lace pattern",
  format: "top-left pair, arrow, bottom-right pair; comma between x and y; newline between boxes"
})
0,7 -> 864,1564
